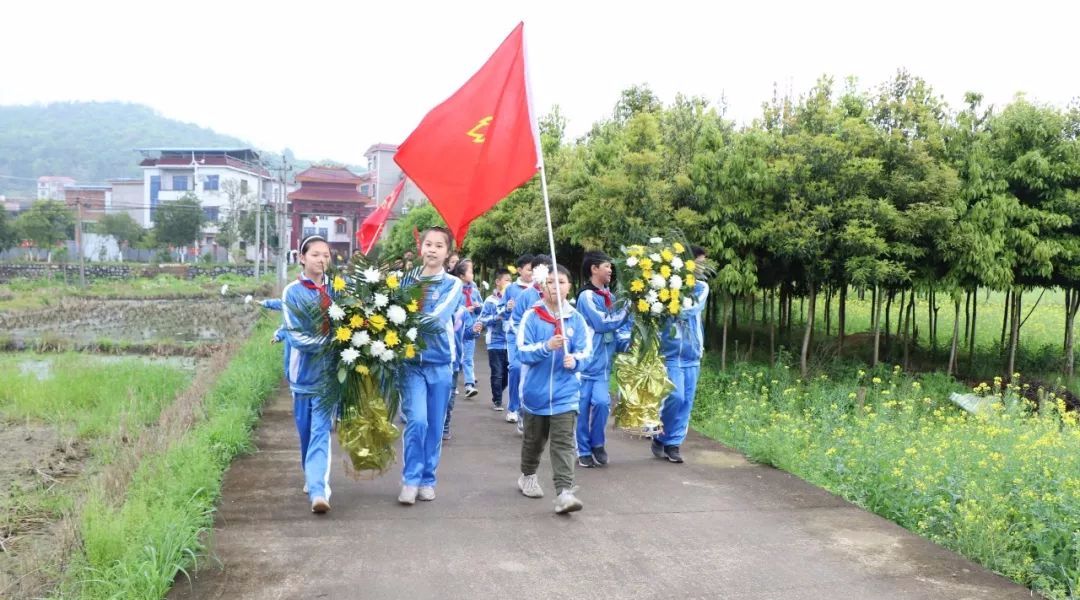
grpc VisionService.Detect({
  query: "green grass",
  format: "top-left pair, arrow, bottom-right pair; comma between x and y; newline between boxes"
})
59,317 -> 282,599
0,354 -> 192,439
694,358 -> 1080,599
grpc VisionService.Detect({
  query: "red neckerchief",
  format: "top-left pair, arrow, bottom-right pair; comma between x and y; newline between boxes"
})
533,305 -> 562,336
298,275 -> 331,334
463,285 -> 474,308
595,288 -> 613,309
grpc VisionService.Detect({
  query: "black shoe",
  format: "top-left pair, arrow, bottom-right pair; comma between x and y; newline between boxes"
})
578,454 -> 597,468
664,445 -> 684,463
592,446 -> 608,466
651,439 -> 665,459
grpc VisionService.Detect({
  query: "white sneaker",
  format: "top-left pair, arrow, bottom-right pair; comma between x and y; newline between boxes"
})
302,484 -> 309,494
517,473 -> 544,498
554,489 -> 583,514
311,496 -> 330,514
516,419 -> 524,435
418,486 -> 436,501
505,410 -> 519,423
464,384 -> 478,398
398,485 -> 418,505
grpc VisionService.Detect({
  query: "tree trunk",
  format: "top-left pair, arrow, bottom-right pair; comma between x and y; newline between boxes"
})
884,290 -> 894,354
948,298 -> 961,376
967,288 -> 978,372
721,293 -> 729,371
1065,289 -> 1080,377
872,285 -> 882,367
1001,289 -> 1011,352
730,294 -> 738,336
1007,289 -> 1021,376
903,291 -> 915,370
769,287 -> 776,363
824,286 -> 833,337
838,284 -> 848,355
963,290 -> 971,345
801,282 -> 817,378
747,293 -> 756,361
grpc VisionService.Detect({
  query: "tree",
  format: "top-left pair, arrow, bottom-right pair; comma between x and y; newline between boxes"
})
381,203 -> 446,260
153,193 -> 205,252
15,200 -> 74,262
96,212 -> 144,246
219,177 -> 256,258
0,208 -> 16,251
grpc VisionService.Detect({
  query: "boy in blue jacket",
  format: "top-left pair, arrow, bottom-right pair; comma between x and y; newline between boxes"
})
652,246 -> 709,464
280,235 -> 335,514
575,251 -> 629,468
443,258 -> 483,440
472,267 -> 513,410
502,254 -> 535,425
516,264 -> 592,514
507,254 -> 552,433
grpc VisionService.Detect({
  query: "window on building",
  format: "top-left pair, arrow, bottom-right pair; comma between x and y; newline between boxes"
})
204,175 -> 219,190
172,175 -> 188,191
319,227 -> 328,238
336,221 -> 346,234
360,184 -> 369,196
302,226 -> 317,238
240,179 -> 249,195
203,207 -> 219,222
150,176 -> 161,206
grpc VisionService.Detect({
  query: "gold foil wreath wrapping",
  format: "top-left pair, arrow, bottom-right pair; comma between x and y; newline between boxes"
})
339,373 -> 401,480
612,343 -> 673,436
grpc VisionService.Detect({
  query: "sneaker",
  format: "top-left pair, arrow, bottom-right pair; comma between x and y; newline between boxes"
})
517,473 -> 544,498
464,384 -> 478,398
578,454 -> 597,468
311,496 -> 330,514
651,439 -> 666,459
418,486 -> 436,501
302,484 -> 309,494
442,431 -> 452,441
664,445 -> 684,464
592,446 -> 609,466
492,404 -> 504,411
516,419 -> 524,435
505,410 -> 519,423
398,485 -> 418,505
554,489 -> 583,514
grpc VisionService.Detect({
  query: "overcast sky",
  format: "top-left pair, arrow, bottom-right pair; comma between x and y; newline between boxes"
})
2,0 -> 1076,165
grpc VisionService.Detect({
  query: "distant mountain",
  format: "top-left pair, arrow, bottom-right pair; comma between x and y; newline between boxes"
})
0,101 -> 352,196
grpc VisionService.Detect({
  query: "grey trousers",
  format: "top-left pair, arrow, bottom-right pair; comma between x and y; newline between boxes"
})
520,410 -> 577,493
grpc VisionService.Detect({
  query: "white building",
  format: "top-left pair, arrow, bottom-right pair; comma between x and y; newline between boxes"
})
37,176 -> 76,200
108,178 -> 147,227
363,143 -> 427,216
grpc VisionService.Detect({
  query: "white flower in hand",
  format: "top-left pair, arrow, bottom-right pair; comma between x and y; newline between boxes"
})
671,256 -> 684,270
387,305 -> 407,325
244,294 -> 253,304
481,281 -> 490,290
406,327 -> 418,341
645,290 -> 659,304
220,284 -> 229,296
328,303 -> 346,321
649,253 -> 662,263
380,349 -> 395,362
373,293 -> 390,308
649,274 -> 666,290
369,340 -> 387,356
362,267 -> 382,283
669,275 -> 683,289
649,237 -> 663,244
340,347 -> 361,364
650,301 -> 664,314
351,330 -> 370,347
682,297 -> 693,309
626,256 -> 639,268
532,264 -> 549,287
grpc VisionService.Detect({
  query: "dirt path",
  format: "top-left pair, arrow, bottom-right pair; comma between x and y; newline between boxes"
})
169,353 -> 1032,600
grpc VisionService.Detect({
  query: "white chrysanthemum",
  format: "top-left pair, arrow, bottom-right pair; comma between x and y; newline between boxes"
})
351,330 -> 370,347
645,290 -> 659,304
406,327 -> 418,341
649,253 -> 662,263
532,264 -> 550,286
670,256 -> 684,270
649,237 -> 663,244
220,284 -> 229,296
369,340 -> 387,356
669,275 -> 683,289
340,347 -> 361,365
386,305 -> 407,325
682,297 -> 693,309
649,274 -> 666,290
626,256 -> 639,268
481,281 -> 490,290
328,303 -> 346,321
243,294 -> 253,304
362,267 -> 382,283
380,349 -> 396,362
650,301 -> 664,314
373,292 -> 390,308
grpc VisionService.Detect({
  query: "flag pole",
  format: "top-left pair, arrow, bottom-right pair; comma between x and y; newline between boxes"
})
537,160 -> 568,337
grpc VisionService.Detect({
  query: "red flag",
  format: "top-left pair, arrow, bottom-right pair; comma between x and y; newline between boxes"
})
357,178 -> 406,254
412,226 -> 421,252
394,22 -> 540,243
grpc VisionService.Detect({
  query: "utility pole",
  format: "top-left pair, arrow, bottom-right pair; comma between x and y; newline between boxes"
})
276,155 -> 292,290
254,169 -> 262,279
75,197 -> 86,287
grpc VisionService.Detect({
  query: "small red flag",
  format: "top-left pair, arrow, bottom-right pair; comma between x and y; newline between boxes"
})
394,22 -> 540,244
357,177 -> 406,254
412,226 -> 421,252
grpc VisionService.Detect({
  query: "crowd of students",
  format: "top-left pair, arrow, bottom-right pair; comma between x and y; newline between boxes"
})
270,230 -> 709,516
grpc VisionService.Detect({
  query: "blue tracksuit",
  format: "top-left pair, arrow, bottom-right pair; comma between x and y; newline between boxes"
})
281,276 -> 335,503
476,291 -> 511,406
575,286 -> 629,456
456,284 -> 483,385
504,279 -> 538,414
656,281 -> 710,447
399,270 -> 463,487
516,301 -> 593,416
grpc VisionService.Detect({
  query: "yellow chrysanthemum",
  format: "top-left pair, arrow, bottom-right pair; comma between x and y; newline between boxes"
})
407,300 -> 419,313
507,264 -> 518,275
661,249 -> 674,262
334,326 -> 352,342
630,279 -> 645,293
660,264 -> 672,278
368,314 -> 387,331
355,364 -> 370,375
686,274 -> 696,287
670,288 -> 680,301
628,245 -> 645,257
642,269 -> 653,280
639,258 -> 654,271
685,260 -> 696,272
659,288 -> 671,302
668,300 -> 680,315
332,275 -> 346,292
386,273 -> 400,289
673,242 -> 685,253
384,330 -> 400,347
349,314 -> 364,328
404,344 -> 416,359
637,299 -> 650,313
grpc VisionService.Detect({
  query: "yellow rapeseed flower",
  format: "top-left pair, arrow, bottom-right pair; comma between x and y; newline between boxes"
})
335,326 -> 352,342
673,242 -> 685,253
660,264 -> 672,278
630,279 -> 645,293
384,330 -> 400,347
404,344 -> 416,359
407,300 -> 419,313
637,299 -> 650,313
368,314 -> 387,331
349,314 -> 364,328
386,273 -> 400,289
332,275 -> 346,292
661,248 -> 675,262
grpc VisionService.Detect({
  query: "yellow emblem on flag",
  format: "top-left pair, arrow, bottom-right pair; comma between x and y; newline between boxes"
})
467,116 -> 493,143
